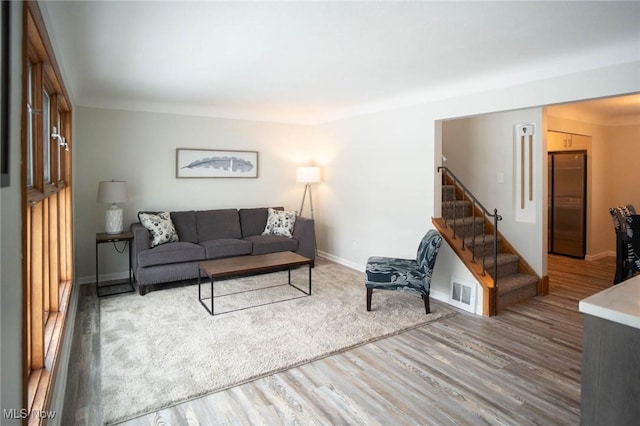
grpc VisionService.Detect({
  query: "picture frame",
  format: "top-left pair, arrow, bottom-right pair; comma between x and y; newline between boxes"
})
176,148 -> 258,178
1,1 -> 10,187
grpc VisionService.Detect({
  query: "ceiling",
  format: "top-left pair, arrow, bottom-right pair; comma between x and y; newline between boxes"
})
40,1 -> 640,125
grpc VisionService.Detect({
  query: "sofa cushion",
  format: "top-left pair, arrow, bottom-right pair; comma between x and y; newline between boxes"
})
196,209 -> 242,242
138,241 -> 205,268
138,212 -> 179,248
199,238 -> 252,259
262,208 -> 297,238
170,210 -> 198,243
244,235 -> 298,255
239,207 -> 284,237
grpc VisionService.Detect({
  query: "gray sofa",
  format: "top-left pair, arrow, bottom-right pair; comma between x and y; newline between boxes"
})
130,207 -> 316,295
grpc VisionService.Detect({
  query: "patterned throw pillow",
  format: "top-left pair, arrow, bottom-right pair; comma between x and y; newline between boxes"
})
262,208 -> 297,238
138,212 -> 179,248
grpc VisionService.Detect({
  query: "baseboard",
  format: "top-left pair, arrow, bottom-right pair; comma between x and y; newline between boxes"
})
77,271 -> 130,285
585,251 -> 615,261
317,250 -> 365,272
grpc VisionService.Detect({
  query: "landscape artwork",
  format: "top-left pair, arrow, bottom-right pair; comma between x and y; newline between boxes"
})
176,149 -> 258,178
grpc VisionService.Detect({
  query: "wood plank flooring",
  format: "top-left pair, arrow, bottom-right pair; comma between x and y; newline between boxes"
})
62,255 -> 615,425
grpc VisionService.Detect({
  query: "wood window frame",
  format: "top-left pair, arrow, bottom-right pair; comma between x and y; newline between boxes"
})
22,2 -> 74,424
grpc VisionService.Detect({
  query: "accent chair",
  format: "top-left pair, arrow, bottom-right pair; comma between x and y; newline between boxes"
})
609,205 -> 637,283
622,214 -> 640,281
365,229 -> 443,314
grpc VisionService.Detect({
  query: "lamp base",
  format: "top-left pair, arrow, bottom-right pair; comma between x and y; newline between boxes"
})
105,206 -> 123,234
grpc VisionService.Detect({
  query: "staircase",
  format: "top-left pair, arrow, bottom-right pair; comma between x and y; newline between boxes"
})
433,168 -> 541,316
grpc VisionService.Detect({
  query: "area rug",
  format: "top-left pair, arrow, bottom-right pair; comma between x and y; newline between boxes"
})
100,260 -> 455,425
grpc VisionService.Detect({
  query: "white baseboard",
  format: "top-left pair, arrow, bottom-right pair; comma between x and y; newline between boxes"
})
317,250 -> 365,272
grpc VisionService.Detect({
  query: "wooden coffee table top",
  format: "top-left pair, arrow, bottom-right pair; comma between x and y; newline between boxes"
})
199,251 -> 312,278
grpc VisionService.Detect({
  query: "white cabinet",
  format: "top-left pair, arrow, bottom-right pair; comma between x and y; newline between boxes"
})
548,130 -> 590,151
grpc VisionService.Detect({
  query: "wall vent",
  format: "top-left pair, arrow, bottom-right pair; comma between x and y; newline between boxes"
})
449,279 -> 476,313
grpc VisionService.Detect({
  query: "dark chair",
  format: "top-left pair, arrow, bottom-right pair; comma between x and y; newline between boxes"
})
365,230 -> 442,314
622,214 -> 640,281
609,205 -> 636,283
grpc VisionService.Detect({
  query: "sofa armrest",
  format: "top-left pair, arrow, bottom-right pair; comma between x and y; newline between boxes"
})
292,216 -> 316,262
130,223 -> 151,274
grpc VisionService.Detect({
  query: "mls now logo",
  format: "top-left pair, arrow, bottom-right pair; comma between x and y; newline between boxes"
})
3,409 -> 56,420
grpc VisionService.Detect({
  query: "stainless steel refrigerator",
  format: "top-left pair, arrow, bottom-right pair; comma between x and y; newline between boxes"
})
548,151 -> 587,258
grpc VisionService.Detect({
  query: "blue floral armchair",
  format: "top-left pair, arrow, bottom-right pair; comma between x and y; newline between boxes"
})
365,230 -> 443,314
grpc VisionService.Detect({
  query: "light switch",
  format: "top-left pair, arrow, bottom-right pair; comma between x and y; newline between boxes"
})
497,172 -> 504,183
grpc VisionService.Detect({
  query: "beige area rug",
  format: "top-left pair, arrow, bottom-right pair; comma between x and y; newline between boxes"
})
100,260 -> 455,425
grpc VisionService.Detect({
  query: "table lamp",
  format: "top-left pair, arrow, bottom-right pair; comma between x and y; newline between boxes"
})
97,180 -> 128,234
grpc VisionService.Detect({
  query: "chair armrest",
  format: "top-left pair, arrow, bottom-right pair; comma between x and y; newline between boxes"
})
293,216 -> 316,262
130,223 -> 151,273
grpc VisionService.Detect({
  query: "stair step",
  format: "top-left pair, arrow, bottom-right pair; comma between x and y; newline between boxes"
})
444,216 -> 486,237
497,273 -> 538,308
483,253 -> 520,278
442,200 -> 472,219
442,185 -> 456,201
463,233 -> 501,257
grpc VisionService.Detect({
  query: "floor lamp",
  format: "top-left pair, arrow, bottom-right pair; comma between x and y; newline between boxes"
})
297,166 -> 320,219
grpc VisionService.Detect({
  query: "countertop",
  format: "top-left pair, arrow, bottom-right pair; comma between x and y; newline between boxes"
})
579,275 -> 640,330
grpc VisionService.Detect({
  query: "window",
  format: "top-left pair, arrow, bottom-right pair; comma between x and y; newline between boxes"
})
22,2 -> 74,423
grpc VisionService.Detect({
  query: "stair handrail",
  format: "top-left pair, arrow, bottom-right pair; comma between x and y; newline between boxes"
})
437,166 -> 503,315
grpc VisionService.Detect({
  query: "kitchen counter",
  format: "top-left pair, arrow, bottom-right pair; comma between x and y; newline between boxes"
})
578,276 -> 640,426
578,275 -> 640,328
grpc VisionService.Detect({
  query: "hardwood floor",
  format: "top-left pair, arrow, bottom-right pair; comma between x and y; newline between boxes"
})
62,255 -> 615,425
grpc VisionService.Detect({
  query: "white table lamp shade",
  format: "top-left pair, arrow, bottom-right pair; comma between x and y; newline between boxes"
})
97,180 -> 128,204
296,167 -> 321,183
97,181 -> 128,234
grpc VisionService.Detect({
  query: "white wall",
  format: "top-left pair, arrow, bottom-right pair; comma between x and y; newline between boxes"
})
607,123 -> 640,213
75,107 -> 317,281
1,2 -> 24,423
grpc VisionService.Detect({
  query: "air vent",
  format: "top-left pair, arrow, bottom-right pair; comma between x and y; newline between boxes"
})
449,279 -> 476,313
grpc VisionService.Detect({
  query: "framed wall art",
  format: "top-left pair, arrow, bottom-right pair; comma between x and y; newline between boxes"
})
176,148 -> 258,178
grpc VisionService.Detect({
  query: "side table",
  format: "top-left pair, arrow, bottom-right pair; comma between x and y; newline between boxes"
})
96,231 -> 135,297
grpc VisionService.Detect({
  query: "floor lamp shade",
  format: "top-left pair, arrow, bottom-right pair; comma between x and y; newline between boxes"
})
97,180 -> 128,234
296,167 -> 320,220
296,166 -> 321,184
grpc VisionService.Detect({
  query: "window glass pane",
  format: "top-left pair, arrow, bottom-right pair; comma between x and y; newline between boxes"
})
43,90 -> 51,183
26,63 -> 34,187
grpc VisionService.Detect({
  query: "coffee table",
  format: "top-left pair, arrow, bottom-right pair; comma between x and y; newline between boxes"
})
197,251 -> 312,315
